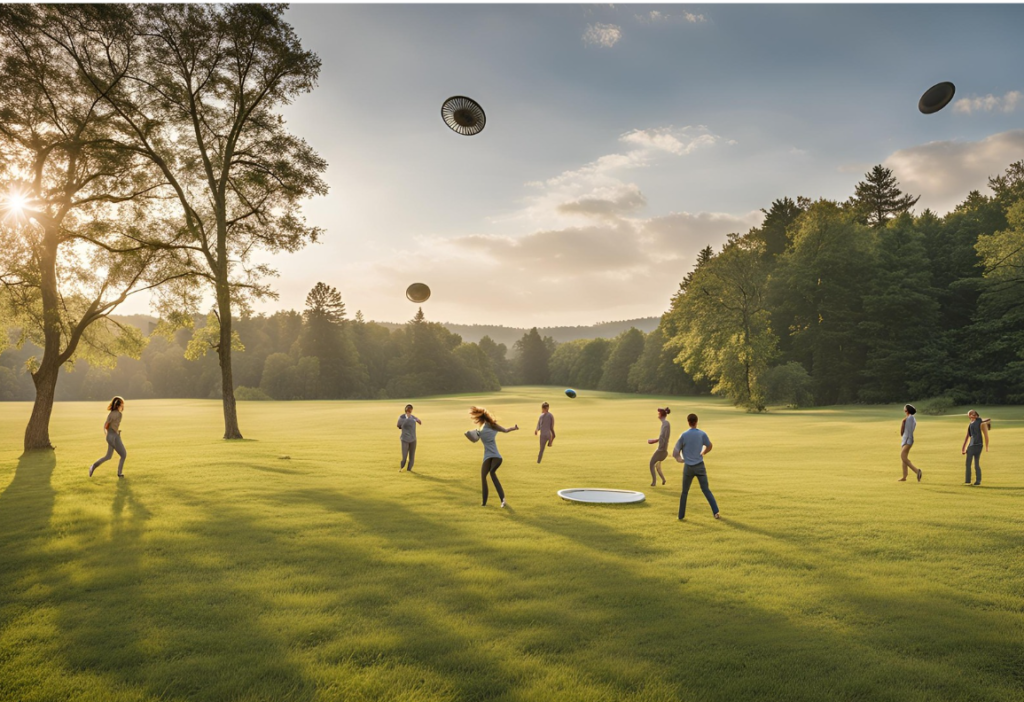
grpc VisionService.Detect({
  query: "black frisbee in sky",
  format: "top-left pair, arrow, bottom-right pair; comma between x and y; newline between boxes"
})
406,282 -> 431,303
441,96 -> 486,136
919,82 -> 956,114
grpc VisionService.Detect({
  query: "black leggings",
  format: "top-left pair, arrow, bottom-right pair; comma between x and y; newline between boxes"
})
481,457 -> 505,505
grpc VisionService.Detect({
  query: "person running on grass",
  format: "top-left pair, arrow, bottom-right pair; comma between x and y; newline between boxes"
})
672,413 -> 720,520
535,402 -> 555,464
961,409 -> 991,486
397,404 -> 422,472
646,407 -> 671,487
89,396 -> 127,479
469,406 -> 518,508
898,404 -> 922,482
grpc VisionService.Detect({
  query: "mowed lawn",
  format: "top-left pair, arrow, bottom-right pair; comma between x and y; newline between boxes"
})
1,389 -> 1022,702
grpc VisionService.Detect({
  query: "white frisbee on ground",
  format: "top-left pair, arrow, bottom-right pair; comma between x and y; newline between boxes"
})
558,488 -> 646,504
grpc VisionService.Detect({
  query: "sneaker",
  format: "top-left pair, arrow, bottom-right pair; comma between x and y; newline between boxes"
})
118,473 -> 124,479
917,469 -> 922,482
500,500 -> 506,508
973,482 -> 981,486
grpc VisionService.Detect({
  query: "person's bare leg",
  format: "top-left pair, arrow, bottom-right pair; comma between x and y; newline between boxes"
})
656,461 -> 666,485
902,445 -> 921,481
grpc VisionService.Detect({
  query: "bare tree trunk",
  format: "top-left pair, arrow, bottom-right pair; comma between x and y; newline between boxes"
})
216,283 -> 243,440
23,226 -> 61,452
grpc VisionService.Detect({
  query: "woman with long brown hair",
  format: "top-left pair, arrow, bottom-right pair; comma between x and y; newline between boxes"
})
89,396 -> 127,478
469,406 -> 519,507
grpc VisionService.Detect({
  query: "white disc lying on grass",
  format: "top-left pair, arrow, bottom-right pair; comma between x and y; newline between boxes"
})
557,488 -> 645,504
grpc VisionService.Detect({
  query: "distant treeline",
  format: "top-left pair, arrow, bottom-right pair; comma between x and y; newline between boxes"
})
0,284 -> 688,401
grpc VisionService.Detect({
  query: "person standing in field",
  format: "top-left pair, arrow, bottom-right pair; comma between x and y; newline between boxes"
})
397,404 -> 422,472
672,413 -> 720,520
89,396 -> 127,478
535,402 -> 555,464
646,407 -> 671,487
469,406 -> 519,507
898,404 -> 922,482
961,409 -> 991,486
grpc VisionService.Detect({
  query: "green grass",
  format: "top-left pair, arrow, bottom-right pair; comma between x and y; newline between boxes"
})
1,388 -> 1022,702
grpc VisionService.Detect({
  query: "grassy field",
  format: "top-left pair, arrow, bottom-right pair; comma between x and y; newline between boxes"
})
1,388 -> 1022,702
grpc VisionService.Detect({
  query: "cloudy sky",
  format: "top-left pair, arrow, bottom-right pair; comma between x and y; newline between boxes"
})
170,4 -> 1024,327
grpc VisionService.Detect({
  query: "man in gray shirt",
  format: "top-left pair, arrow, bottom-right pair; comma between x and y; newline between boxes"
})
397,404 -> 422,472
672,413 -> 720,520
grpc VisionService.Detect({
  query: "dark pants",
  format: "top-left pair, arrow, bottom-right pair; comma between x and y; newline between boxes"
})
481,457 -> 504,505
965,445 -> 982,484
92,431 -> 127,475
679,461 -> 718,519
401,440 -> 417,470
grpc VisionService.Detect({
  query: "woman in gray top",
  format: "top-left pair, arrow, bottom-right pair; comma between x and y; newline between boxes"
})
646,407 -> 671,486
397,404 -> 422,472
469,405 -> 518,507
535,402 -> 555,464
961,409 -> 991,485
898,404 -> 922,482
89,396 -> 127,478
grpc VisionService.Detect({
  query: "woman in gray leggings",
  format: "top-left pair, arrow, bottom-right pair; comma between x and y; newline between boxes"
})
469,406 -> 518,507
646,407 -> 671,486
89,396 -> 127,478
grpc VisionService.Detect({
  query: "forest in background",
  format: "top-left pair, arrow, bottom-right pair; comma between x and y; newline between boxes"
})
3,162 -> 1024,408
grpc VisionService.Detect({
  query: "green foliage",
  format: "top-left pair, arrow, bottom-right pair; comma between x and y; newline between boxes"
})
850,165 -> 921,228
514,328 -> 552,385
666,237 -> 776,411
235,386 -> 273,401
917,396 -> 956,416
599,327 -> 645,392
763,362 -> 814,408
185,313 -> 245,362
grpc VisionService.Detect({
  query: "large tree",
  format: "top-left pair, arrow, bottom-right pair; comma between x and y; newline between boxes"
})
666,237 -> 777,410
599,327 -> 645,392
53,4 -> 328,438
514,328 -> 552,385
0,5 -> 183,451
299,282 -> 365,398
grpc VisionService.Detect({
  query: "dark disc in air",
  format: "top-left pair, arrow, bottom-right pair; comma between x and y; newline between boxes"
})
919,82 -> 956,114
406,283 -> 431,303
441,96 -> 486,136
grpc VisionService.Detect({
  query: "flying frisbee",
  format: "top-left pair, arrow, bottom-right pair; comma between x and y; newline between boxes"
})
919,82 -> 956,114
441,96 -> 486,136
558,488 -> 645,504
406,283 -> 431,303
564,388 -> 577,398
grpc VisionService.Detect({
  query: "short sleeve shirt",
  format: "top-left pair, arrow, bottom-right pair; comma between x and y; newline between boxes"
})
674,427 -> 710,465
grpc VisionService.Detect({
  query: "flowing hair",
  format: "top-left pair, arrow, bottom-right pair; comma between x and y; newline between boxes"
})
469,405 -> 497,427
107,396 -> 124,412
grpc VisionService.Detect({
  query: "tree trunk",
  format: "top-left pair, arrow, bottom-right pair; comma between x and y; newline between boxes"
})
23,225 -> 62,452
216,283 -> 243,440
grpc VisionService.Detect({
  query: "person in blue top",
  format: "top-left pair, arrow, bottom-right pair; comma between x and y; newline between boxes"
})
961,409 -> 991,486
469,406 -> 519,507
672,412 -> 720,520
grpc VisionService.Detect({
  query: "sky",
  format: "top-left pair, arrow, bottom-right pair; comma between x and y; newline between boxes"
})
131,4 -> 1024,327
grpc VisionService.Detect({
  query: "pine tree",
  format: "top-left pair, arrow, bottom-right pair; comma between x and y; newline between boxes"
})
852,165 -> 920,228
514,328 -> 552,385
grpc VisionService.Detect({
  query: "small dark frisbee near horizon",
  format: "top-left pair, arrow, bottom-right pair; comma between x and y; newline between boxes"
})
919,82 -> 956,114
565,388 -> 577,399
406,283 -> 431,303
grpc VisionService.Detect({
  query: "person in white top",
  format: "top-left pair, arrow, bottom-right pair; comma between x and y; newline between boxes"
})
898,404 -> 921,482
89,396 -> 127,478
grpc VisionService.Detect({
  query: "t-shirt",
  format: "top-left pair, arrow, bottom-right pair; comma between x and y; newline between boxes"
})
674,427 -> 711,466
397,414 -> 418,442
106,410 -> 122,433
902,415 -> 917,444
479,423 -> 505,460
657,419 -> 671,452
968,418 -> 984,447
536,412 -> 555,435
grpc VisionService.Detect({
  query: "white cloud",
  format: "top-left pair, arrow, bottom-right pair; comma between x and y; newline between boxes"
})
557,184 -> 648,218
583,23 -> 622,48
883,129 -> 1024,214
635,10 -> 707,24
953,90 -> 1022,115
621,126 -> 719,155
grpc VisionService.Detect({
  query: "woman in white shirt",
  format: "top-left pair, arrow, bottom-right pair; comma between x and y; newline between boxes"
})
899,404 -> 921,482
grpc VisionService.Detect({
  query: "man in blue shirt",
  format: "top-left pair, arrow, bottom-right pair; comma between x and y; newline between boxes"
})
672,413 -> 720,520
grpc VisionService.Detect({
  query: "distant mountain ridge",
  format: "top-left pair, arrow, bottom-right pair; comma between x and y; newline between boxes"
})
110,314 -> 662,349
